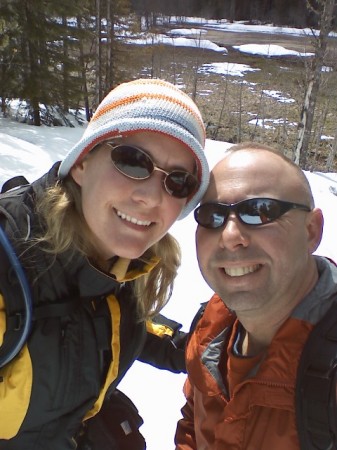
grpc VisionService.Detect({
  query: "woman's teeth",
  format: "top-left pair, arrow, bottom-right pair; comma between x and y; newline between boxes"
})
117,210 -> 151,226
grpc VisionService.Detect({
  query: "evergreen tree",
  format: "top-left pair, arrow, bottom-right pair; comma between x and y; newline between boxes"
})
92,0 -> 131,106
0,0 -> 93,125
0,1 -> 23,108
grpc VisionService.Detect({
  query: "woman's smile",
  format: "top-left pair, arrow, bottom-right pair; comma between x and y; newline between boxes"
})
116,209 -> 152,227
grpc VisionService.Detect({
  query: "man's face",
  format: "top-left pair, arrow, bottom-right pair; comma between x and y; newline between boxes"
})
196,149 -> 322,320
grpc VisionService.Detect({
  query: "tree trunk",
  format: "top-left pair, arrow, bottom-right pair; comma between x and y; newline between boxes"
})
31,97 -> 41,126
229,0 -> 236,22
294,0 -> 336,168
24,1 -> 41,126
95,0 -> 102,108
62,15 -> 69,112
106,0 -> 116,91
77,15 -> 91,122
327,126 -> 337,171
295,76 -> 317,167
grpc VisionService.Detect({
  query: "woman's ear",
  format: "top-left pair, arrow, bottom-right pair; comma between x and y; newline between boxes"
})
70,160 -> 85,186
306,207 -> 324,254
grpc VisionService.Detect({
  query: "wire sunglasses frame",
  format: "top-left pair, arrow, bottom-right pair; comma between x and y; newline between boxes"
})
107,143 -> 199,199
194,197 -> 312,229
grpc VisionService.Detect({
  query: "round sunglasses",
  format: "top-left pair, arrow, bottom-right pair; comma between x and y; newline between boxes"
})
107,143 -> 199,199
194,198 -> 311,229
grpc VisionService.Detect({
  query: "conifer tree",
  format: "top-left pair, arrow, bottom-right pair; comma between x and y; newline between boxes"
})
0,0 -> 92,125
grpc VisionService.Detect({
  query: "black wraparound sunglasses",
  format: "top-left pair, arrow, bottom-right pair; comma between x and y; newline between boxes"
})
194,197 -> 311,229
107,143 -> 199,199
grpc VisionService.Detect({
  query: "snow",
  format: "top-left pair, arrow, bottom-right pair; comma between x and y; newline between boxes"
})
126,33 -> 228,53
233,43 -> 314,57
261,89 -> 295,103
166,17 -> 337,38
0,17 -> 337,450
124,17 -> 320,68
248,117 -> 298,130
199,61 -> 260,77
168,28 -> 207,36
120,18 -> 320,84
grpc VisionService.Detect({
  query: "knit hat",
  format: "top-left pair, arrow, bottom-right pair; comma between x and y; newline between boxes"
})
58,78 -> 209,219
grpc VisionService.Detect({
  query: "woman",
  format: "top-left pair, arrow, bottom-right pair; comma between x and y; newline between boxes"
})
0,78 -> 209,449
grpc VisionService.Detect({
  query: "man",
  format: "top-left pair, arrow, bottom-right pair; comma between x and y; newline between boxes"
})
175,142 -> 337,450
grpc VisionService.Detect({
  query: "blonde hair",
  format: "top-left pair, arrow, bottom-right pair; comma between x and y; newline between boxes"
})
36,176 -> 181,319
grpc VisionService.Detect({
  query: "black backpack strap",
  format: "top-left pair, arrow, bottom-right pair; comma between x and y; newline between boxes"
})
189,301 -> 208,334
296,299 -> 337,450
1,176 -> 29,194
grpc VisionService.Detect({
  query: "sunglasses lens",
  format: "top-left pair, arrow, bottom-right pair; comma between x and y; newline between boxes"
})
111,145 -> 153,179
239,199 -> 284,225
195,199 -> 287,228
194,203 -> 228,228
165,172 -> 199,198
110,143 -> 198,199
195,198 -> 308,229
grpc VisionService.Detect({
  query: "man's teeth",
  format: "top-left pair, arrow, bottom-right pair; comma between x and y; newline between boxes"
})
224,265 -> 260,277
117,210 -> 151,226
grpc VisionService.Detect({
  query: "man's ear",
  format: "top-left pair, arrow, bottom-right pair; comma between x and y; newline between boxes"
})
306,208 -> 324,254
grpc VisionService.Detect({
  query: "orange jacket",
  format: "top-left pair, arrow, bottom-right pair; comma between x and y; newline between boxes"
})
175,257 -> 337,450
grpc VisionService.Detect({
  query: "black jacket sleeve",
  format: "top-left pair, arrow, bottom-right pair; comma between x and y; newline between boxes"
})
137,314 -> 188,373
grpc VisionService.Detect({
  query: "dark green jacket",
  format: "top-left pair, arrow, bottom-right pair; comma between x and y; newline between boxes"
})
0,164 -> 158,449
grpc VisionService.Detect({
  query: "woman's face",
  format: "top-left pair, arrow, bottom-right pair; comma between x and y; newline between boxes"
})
70,131 -> 197,260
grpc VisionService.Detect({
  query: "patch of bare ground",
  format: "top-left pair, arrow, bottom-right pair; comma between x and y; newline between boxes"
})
121,27 -> 337,171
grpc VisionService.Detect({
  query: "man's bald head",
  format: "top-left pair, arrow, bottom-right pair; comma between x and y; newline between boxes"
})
208,142 -> 315,209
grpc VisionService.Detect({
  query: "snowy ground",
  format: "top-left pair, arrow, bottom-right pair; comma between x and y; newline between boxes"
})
1,17 -> 337,450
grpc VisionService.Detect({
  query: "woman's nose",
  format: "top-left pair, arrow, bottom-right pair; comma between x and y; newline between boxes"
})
131,171 -> 164,206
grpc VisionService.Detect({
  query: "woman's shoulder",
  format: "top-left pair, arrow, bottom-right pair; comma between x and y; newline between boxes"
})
0,161 -> 60,202
0,162 -> 60,233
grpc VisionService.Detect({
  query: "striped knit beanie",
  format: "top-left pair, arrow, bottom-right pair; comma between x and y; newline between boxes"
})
58,78 -> 209,219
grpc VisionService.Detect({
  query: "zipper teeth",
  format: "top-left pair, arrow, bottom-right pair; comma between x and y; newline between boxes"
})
212,378 -> 294,403
251,379 -> 294,388
229,379 -> 294,402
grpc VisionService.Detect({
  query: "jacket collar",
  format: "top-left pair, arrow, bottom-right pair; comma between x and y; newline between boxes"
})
67,253 -> 160,298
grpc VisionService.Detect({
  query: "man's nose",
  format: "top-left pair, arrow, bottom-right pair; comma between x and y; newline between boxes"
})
218,213 -> 250,250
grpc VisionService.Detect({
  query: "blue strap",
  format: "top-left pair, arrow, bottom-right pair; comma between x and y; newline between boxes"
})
0,225 -> 32,367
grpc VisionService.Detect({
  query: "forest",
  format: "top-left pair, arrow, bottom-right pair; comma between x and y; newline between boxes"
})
131,0 -> 322,27
1,0 -> 335,121
1,0 -> 337,169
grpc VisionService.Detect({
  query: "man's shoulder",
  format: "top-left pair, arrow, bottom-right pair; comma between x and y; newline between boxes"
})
206,293 -> 235,319
191,294 -> 235,341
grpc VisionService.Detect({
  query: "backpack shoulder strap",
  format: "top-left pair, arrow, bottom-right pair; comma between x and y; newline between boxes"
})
189,301 -> 208,334
0,220 -> 33,368
0,176 -> 83,368
1,176 -> 29,194
0,176 -> 34,367
295,297 -> 337,450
